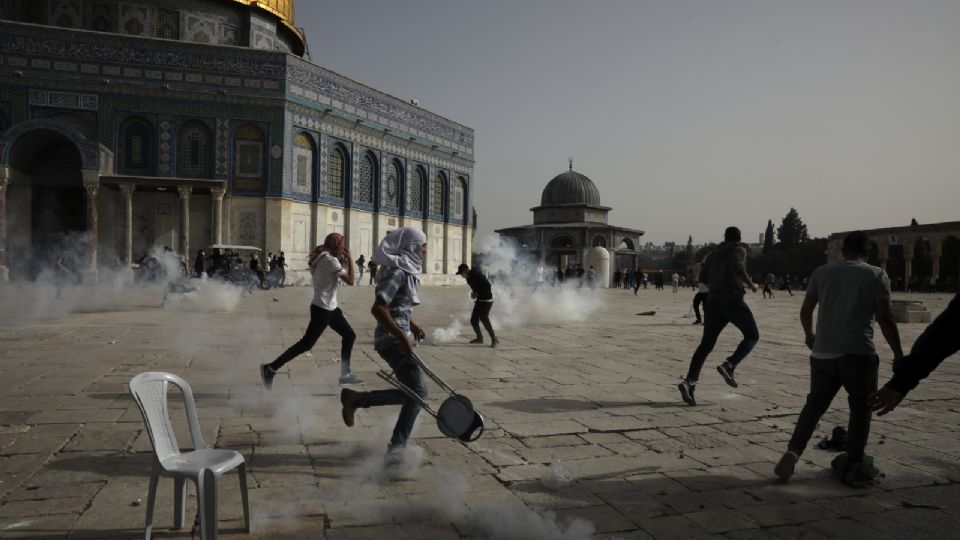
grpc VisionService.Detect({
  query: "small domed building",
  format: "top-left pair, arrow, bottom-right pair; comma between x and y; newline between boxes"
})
495,160 -> 643,287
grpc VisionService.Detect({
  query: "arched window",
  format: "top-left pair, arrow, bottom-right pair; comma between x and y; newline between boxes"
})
177,120 -> 212,178
431,172 -> 446,216
408,166 -> 424,213
354,152 -> 375,204
293,132 -> 314,194
384,160 -> 400,208
593,235 -> 607,248
120,117 -> 152,172
453,176 -> 466,220
329,146 -> 346,198
234,124 -> 264,186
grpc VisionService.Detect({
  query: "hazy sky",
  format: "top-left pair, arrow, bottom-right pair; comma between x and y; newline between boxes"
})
296,0 -> 960,245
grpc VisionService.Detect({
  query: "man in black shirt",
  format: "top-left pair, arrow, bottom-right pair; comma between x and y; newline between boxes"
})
457,263 -> 499,347
679,226 -> 759,405
868,293 -> 960,415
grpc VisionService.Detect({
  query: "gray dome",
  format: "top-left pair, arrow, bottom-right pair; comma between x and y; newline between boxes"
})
541,169 -> 601,206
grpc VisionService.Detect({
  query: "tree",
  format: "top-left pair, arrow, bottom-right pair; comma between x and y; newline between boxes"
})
777,207 -> 809,250
763,220 -> 775,254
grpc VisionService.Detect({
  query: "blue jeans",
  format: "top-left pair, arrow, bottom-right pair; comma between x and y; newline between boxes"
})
686,296 -> 759,381
363,344 -> 428,448
788,355 -> 878,462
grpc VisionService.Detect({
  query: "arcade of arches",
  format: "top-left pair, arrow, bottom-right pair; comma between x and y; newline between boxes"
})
0,128 -> 226,281
828,222 -> 960,291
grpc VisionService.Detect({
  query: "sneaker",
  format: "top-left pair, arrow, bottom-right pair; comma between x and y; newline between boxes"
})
717,363 -> 738,388
843,458 -> 880,487
677,379 -> 696,406
260,364 -> 275,390
775,450 -> 799,482
338,373 -> 363,385
383,445 -> 404,467
490,338 -> 500,348
469,337 -> 483,344
692,319 -> 702,325
340,388 -> 364,427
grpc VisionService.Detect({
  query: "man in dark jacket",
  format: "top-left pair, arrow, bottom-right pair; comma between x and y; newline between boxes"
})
868,293 -> 960,415
678,226 -> 759,405
457,263 -> 499,347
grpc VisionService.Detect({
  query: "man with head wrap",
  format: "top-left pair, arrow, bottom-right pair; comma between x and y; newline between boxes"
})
260,232 -> 360,389
340,227 -> 429,462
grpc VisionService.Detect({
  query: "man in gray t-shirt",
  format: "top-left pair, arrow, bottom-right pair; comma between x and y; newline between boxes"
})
775,231 -> 903,486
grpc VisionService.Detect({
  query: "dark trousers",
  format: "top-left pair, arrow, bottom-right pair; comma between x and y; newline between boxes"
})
763,283 -> 774,298
692,292 -> 708,321
788,355 -> 878,462
686,297 -> 759,381
471,301 -> 496,340
269,305 -> 355,371
362,344 -> 428,448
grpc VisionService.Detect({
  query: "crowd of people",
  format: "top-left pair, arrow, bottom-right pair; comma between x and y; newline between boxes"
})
112,219 -> 959,486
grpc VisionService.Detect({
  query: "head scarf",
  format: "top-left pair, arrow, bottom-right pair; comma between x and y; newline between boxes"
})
373,227 -> 427,304
309,232 -> 346,270
372,227 -> 426,275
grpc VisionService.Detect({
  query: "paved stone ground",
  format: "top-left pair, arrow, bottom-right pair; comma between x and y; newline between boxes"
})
0,281 -> 958,539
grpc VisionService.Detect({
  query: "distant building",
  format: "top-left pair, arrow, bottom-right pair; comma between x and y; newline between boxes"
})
828,220 -> 960,291
495,160 -> 643,287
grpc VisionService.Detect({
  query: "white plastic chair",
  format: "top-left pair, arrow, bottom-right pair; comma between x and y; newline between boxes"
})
129,372 -> 250,540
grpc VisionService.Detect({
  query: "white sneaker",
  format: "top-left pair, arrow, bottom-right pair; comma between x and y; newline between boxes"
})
339,373 -> 363,385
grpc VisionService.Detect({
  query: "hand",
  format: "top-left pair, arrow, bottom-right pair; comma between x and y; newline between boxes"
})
805,334 -> 815,350
867,387 -> 904,416
398,334 -> 416,358
749,283 -> 759,293
410,322 -> 426,342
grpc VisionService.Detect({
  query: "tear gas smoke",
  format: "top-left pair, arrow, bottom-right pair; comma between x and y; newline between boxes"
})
0,236 -> 245,324
463,234 -> 603,329
541,460 -> 575,490
430,318 -> 463,343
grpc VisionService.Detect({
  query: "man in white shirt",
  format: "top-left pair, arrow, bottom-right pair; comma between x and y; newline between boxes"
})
260,232 -> 360,388
775,231 -> 903,485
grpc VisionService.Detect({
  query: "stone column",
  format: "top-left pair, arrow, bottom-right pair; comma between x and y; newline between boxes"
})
82,171 -> 100,281
178,186 -> 192,258
877,242 -> 889,270
0,173 -> 8,282
210,187 -> 225,245
904,258 -> 913,291
119,183 -> 135,266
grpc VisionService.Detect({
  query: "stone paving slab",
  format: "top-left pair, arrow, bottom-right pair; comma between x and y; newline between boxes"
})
0,282 -> 957,539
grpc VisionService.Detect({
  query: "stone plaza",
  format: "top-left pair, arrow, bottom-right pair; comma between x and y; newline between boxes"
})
0,283 -> 957,539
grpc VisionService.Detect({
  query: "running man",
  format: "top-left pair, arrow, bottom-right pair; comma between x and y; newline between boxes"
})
260,233 -> 360,389
775,231 -> 902,485
678,226 -> 759,405
340,228 -> 429,462
458,263 -> 499,347
763,273 -> 775,299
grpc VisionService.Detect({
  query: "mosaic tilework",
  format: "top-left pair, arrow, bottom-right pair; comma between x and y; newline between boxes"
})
49,0 -> 81,29
215,118 -> 229,177
158,118 -> 172,175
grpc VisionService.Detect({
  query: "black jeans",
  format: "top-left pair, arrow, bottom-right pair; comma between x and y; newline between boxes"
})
362,344 -> 428,448
686,297 -> 759,381
692,292 -> 708,321
269,305 -> 356,371
788,355 -> 879,462
470,301 -> 496,340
